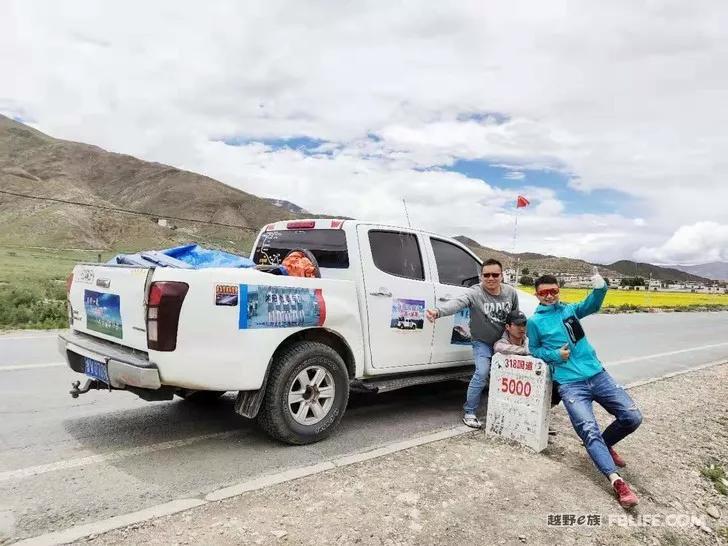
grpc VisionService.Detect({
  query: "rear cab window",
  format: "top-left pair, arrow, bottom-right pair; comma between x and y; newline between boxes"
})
253,229 -> 349,269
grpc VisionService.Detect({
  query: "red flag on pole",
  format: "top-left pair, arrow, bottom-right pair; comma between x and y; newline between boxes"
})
516,195 -> 530,208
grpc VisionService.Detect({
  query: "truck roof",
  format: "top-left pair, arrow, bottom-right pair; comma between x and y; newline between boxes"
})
263,218 -> 465,241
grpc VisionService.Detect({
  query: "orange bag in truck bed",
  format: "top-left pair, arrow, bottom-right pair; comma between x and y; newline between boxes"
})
282,250 -> 318,277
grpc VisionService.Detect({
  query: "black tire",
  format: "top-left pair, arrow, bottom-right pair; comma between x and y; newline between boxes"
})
177,389 -> 226,403
258,341 -> 349,445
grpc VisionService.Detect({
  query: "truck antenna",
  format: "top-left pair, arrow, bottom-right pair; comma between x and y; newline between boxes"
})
402,198 -> 412,228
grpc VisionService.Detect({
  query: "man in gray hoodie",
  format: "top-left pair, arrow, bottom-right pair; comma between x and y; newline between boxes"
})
426,258 -> 519,428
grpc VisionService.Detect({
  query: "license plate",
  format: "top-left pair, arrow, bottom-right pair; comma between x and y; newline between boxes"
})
84,357 -> 109,384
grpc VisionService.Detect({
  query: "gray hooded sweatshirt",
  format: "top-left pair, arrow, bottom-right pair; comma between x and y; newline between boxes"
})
436,283 -> 519,345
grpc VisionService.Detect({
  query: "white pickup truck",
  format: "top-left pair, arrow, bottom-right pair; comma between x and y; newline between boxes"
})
60,219 -> 537,444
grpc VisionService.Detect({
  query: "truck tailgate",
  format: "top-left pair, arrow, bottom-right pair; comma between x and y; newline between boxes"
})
68,264 -> 151,351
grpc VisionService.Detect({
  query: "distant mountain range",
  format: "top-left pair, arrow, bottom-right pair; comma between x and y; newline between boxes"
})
669,262 -> 728,281
0,115 -> 720,284
454,236 -> 713,283
263,198 -> 309,215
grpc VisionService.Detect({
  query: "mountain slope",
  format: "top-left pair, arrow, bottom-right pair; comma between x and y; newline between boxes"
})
454,236 -> 715,283
670,262 -> 728,281
605,260 -> 710,283
453,236 -> 622,279
0,115 -> 305,251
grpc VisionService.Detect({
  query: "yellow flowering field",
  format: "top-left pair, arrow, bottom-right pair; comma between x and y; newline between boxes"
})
553,287 -> 728,309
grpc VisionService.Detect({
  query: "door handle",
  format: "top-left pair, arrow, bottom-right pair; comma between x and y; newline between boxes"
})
369,287 -> 392,297
438,294 -> 453,302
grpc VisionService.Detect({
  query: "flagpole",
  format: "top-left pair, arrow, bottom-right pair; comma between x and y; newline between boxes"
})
512,206 -> 519,285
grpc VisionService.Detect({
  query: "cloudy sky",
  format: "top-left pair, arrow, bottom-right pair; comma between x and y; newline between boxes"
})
3,1 -> 728,265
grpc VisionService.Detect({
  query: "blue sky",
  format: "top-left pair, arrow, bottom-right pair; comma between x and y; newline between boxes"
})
219,135 -> 330,153
444,160 -> 636,216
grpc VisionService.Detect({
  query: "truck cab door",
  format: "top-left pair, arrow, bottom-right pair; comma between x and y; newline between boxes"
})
426,237 -> 482,364
357,226 -> 435,370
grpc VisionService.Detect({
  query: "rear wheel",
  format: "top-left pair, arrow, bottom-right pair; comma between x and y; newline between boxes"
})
258,341 -> 349,444
177,389 -> 226,403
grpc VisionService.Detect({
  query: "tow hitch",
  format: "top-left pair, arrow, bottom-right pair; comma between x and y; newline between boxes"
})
69,379 -> 107,398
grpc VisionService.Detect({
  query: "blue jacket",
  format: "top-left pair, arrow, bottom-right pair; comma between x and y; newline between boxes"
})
526,287 -> 607,384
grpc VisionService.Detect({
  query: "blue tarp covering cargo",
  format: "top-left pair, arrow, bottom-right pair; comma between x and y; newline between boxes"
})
110,244 -> 256,269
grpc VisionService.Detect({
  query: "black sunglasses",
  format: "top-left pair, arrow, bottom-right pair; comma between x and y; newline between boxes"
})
482,272 -> 501,278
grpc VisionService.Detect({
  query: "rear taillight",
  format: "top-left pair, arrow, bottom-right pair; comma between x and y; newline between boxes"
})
66,272 -> 74,297
146,281 -> 189,351
66,272 -> 75,325
286,220 -> 315,229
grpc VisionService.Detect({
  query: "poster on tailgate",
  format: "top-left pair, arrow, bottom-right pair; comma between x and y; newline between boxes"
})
84,290 -> 123,339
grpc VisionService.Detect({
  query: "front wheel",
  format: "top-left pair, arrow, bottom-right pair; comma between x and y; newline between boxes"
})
258,341 -> 349,445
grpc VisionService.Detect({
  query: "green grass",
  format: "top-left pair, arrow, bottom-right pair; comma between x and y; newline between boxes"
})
0,242 -> 254,330
0,247 -> 114,330
700,463 -> 728,496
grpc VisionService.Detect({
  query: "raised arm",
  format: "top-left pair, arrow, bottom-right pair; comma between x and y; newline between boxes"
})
572,286 -> 607,319
572,267 -> 608,319
434,291 -> 472,318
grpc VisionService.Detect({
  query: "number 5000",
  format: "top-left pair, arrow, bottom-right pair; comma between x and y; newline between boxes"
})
500,377 -> 531,397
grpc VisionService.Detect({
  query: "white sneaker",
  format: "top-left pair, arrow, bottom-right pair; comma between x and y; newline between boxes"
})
462,414 -> 482,429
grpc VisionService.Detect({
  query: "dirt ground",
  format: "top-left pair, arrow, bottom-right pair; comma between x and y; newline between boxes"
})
82,364 -> 728,546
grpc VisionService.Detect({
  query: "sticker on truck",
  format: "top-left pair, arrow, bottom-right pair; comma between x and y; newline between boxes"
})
238,284 -> 326,329
84,289 -> 123,339
390,298 -> 424,330
215,284 -> 239,306
451,308 -> 471,344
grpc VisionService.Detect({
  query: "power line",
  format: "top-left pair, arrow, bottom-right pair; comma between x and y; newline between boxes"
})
0,189 -> 261,232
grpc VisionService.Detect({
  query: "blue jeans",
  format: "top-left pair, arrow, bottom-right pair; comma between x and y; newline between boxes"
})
463,340 -> 493,415
558,370 -> 642,476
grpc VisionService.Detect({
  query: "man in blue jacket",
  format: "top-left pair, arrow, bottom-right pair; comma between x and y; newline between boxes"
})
527,270 -> 642,509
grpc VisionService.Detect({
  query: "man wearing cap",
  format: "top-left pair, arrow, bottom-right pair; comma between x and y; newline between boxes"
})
494,310 -> 529,355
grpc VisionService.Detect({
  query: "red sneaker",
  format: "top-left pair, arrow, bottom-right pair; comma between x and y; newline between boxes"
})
609,447 -> 627,468
613,479 -> 639,509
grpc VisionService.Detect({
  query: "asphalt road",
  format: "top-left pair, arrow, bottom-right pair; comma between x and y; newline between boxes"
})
1,312 -> 728,542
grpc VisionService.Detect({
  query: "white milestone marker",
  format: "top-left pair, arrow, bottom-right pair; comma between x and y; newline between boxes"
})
486,353 -> 552,452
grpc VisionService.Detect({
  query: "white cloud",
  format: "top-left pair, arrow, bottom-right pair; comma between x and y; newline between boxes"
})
635,222 -> 728,265
2,0 -> 728,263
504,171 -> 525,181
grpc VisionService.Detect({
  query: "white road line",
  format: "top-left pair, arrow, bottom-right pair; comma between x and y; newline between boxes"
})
625,359 -> 728,389
0,362 -> 65,372
0,431 -> 240,483
607,341 -> 728,366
